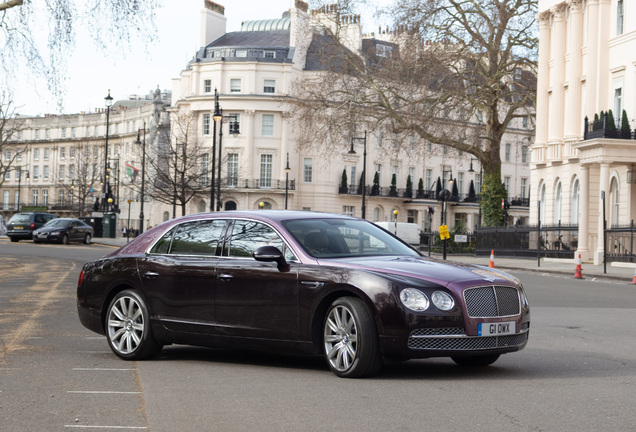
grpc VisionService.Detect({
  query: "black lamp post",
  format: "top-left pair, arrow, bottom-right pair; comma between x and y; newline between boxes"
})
102,90 -> 113,212
348,131 -> 367,219
284,153 -> 291,209
216,107 -> 224,211
135,123 -> 146,234
210,89 -> 221,211
442,170 -> 454,260
467,158 -> 483,228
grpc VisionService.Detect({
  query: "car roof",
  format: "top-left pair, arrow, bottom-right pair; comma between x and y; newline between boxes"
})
169,210 -> 357,225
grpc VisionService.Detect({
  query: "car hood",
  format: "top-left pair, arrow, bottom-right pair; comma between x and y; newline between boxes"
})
329,255 -> 519,287
35,226 -> 67,233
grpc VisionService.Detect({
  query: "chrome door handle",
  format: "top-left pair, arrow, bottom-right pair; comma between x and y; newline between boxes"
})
301,281 -> 325,288
142,271 -> 160,279
218,273 -> 234,280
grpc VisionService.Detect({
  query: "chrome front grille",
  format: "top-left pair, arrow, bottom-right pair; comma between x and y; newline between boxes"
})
463,285 -> 521,318
408,329 -> 528,351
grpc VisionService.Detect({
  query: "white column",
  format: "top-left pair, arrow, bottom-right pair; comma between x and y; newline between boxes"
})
548,4 -> 566,143
577,164 -> 590,261
244,110 -> 255,184
594,163 -> 610,265
535,11 -> 551,146
565,0 -> 584,140
585,0 -> 600,115
596,0 -> 611,113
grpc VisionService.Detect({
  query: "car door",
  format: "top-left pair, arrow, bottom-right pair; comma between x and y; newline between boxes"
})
136,219 -> 227,335
214,219 -> 300,341
69,220 -> 83,241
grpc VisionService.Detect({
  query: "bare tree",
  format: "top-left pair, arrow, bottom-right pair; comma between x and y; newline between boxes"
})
54,142 -> 103,217
0,0 -> 158,107
144,110 -> 209,217
291,0 -> 537,226
0,92 -> 26,188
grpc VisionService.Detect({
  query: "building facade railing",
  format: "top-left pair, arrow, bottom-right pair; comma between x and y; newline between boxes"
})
584,114 -> 636,140
475,224 -> 578,259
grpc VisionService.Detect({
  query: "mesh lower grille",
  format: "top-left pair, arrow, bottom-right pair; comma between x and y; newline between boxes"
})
464,286 -> 521,318
408,330 -> 528,351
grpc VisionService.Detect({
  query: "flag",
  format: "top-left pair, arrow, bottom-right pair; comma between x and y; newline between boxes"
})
126,163 -> 139,182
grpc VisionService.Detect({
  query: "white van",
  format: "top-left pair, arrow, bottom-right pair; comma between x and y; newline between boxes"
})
374,221 -> 421,245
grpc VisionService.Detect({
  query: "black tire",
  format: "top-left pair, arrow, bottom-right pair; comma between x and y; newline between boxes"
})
323,297 -> 382,378
10,237 -> 19,243
33,240 -> 41,244
105,290 -> 162,360
451,354 -> 501,367
84,234 -> 92,244
61,234 -> 69,245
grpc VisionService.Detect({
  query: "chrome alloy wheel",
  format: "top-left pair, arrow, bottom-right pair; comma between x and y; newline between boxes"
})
324,304 -> 359,372
107,295 -> 145,355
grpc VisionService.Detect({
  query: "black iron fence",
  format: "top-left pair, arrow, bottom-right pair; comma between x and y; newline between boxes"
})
475,224 -> 578,259
606,222 -> 636,263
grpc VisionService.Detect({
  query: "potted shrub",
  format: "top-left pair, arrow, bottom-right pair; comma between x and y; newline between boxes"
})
404,175 -> 413,198
389,173 -> 398,196
339,169 -> 348,194
417,178 -> 425,198
371,172 -> 380,195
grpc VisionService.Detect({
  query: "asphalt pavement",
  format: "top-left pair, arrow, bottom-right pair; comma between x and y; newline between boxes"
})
83,233 -> 636,284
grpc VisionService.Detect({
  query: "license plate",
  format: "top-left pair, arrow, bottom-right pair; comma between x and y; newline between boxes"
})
478,321 -> 515,336
38,233 -> 47,238
15,226 -> 23,230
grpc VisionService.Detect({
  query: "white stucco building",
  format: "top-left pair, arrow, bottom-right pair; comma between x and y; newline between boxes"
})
532,0 -> 636,264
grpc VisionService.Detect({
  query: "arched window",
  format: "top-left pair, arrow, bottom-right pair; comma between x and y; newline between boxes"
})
225,201 -> 237,211
571,179 -> 580,225
611,177 -> 620,227
554,181 -> 562,225
373,207 -> 381,222
163,211 -> 169,222
197,200 -> 206,213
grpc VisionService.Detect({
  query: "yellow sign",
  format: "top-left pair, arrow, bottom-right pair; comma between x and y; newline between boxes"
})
439,225 -> 450,240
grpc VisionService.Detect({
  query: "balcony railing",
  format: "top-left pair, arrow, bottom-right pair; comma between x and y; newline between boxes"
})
584,114 -> 635,140
224,178 -> 296,190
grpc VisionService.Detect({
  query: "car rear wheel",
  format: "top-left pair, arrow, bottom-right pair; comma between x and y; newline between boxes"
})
451,354 -> 500,367
84,234 -> 91,244
105,290 -> 162,360
61,234 -> 69,245
10,237 -> 18,242
323,297 -> 382,378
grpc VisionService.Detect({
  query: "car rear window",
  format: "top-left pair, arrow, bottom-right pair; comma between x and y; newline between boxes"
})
9,214 -> 30,224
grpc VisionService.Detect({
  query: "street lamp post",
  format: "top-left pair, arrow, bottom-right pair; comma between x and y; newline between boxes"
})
135,123 -> 146,234
210,89 -> 221,211
442,170 -> 454,260
216,108 -> 224,211
284,153 -> 291,209
348,131 -> 367,219
127,199 -> 132,243
102,90 -> 113,212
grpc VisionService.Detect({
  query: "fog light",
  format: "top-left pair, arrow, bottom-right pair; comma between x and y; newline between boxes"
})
432,291 -> 455,311
400,288 -> 429,311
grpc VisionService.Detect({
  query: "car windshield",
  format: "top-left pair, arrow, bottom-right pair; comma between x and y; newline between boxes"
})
44,219 -> 71,228
283,218 -> 421,258
9,214 -> 31,224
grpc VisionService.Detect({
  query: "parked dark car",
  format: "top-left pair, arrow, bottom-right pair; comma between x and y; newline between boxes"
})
33,218 -> 93,244
6,212 -> 57,242
77,211 -> 530,378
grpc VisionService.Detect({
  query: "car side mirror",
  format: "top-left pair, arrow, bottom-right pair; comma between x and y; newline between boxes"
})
253,245 -> 290,272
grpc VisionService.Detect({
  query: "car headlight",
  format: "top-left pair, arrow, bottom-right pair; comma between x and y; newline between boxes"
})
431,291 -> 455,311
51,231 -> 61,235
399,288 -> 429,311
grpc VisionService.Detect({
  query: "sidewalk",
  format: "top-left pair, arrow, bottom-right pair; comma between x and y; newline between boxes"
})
88,235 -> 636,284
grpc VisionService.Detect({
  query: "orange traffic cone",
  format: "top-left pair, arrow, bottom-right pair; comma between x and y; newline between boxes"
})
574,254 -> 583,279
488,250 -> 495,268
631,267 -> 636,285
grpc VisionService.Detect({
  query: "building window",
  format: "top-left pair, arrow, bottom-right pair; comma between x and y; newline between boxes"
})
375,164 -> 382,185
376,130 -> 382,148
4,170 -> 10,180
617,0 -> 624,35
60,147 -> 66,159
45,129 -> 50,139
260,154 -> 272,188
69,165 -> 75,180
35,129 -> 40,140
264,50 -> 276,59
426,169 -> 432,190
426,142 -> 432,153
204,79 -> 212,93
407,210 -> 416,224
32,190 -> 38,206
61,128 -> 66,138
521,178 -> 527,199
3,190 -> 9,208
505,143 -> 511,162
227,153 -> 239,186
229,113 -> 240,134
42,190 -> 48,206
70,146 -> 75,158
458,172 -> 464,195
4,149 -> 9,160
200,153 -> 209,186
59,165 -> 65,180
44,148 -> 50,160
554,182 -> 562,224
373,207 -> 381,222
59,190 -> 64,205
71,127 -> 76,138
343,205 -> 355,216
376,44 -> 392,57
203,113 -> 210,135
33,166 -> 39,179
230,79 -> 241,93
522,116 -> 529,128
43,165 -> 49,180
264,79 -> 275,93
236,50 -> 247,57
521,146 -> 528,163
443,145 -> 448,155
504,176 -> 510,195
571,179 -> 579,225
304,158 -> 313,183
16,150 -> 22,161
33,149 -> 39,160
350,166 -> 357,188
262,114 -> 274,136
614,88 -> 623,126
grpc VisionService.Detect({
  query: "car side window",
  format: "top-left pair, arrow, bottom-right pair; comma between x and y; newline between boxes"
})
150,228 -> 175,254
169,219 -> 227,256
35,214 -> 45,223
227,220 -> 295,260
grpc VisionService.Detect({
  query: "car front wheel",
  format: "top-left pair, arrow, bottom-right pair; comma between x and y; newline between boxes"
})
323,297 -> 382,378
61,234 -> 69,245
105,290 -> 162,360
451,354 -> 500,367
84,234 -> 92,244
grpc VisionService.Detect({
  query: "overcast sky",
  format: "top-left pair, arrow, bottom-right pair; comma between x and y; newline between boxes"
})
13,0 -> 299,116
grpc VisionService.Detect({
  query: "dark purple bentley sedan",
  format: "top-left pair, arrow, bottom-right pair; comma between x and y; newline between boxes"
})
77,211 -> 530,377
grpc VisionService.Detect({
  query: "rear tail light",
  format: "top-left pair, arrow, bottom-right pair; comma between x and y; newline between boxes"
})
30,223 -> 36,229
78,270 -> 85,287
